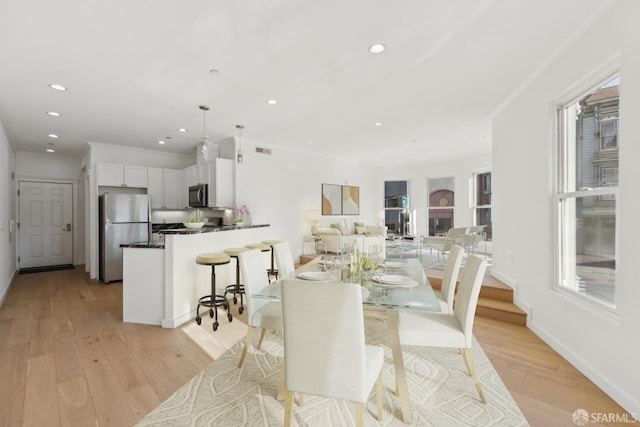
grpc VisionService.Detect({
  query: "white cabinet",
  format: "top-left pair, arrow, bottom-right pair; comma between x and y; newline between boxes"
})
204,158 -> 234,208
97,163 -> 148,188
147,168 -> 181,209
179,158 -> 234,208
180,168 -> 190,208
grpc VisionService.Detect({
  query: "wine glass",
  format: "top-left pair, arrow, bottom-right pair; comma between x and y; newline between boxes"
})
332,255 -> 345,281
369,244 -> 382,263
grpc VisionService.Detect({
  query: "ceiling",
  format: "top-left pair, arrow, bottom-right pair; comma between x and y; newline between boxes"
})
0,0 -> 612,165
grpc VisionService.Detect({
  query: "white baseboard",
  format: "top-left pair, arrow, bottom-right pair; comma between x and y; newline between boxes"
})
528,321 -> 640,416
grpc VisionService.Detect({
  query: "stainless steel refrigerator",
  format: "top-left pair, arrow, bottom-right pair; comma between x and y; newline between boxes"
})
99,193 -> 151,283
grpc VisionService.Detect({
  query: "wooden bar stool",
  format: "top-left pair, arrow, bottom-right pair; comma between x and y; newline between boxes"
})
195,252 -> 232,332
223,247 -> 248,314
262,240 -> 282,280
245,243 -> 271,280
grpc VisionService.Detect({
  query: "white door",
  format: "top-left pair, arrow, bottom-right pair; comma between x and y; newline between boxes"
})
19,181 -> 73,269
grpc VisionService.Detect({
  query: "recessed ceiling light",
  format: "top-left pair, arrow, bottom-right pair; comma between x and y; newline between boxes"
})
46,148 -> 55,153
48,134 -> 58,138
266,99 -> 278,105
369,44 -> 385,54
47,111 -> 61,117
209,69 -> 220,75
374,122 -> 383,126
178,128 -> 187,133
308,141 -> 314,144
49,84 -> 67,91
158,140 -> 166,145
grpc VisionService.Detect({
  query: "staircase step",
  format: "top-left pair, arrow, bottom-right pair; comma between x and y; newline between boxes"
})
427,268 -> 526,326
476,297 -> 527,325
300,253 -> 527,326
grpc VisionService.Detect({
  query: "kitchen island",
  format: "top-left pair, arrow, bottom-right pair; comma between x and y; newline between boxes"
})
121,224 -> 271,327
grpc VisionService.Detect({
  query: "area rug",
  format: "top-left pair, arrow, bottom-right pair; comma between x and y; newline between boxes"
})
136,315 -> 528,426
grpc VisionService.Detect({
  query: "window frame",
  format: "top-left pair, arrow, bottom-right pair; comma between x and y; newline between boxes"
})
383,179 -> 411,236
471,170 -> 492,241
426,177 -> 455,237
554,71 -> 620,312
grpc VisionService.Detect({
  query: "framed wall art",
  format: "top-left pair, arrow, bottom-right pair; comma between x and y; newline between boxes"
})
342,185 -> 360,215
321,183 -> 342,215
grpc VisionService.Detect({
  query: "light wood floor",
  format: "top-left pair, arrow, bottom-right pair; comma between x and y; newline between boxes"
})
0,266 -> 630,426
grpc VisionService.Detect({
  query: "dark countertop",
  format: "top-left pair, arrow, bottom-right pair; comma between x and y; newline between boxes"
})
121,223 -> 270,249
158,223 -> 269,235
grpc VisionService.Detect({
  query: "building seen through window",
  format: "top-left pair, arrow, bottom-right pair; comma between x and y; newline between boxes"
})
557,74 -> 619,307
384,180 -> 410,235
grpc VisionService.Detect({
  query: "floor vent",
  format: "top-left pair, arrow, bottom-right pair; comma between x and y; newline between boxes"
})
255,147 -> 271,155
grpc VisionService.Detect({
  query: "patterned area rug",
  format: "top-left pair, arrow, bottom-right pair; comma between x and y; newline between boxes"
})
136,315 -> 528,426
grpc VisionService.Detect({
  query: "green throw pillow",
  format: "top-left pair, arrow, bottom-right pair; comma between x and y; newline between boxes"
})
354,222 -> 365,227
330,223 -> 342,230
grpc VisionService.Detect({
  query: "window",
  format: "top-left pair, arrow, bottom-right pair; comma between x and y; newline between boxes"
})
557,74 -> 619,308
472,172 -> 492,241
427,177 -> 454,236
384,180 -> 410,235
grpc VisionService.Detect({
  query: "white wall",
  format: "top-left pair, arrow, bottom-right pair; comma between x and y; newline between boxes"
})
14,151 -> 85,265
492,2 -> 639,414
377,152 -> 492,236
0,119 -> 16,304
236,141 -> 373,260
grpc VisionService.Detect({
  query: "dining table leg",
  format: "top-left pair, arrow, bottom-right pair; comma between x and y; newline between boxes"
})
387,308 -> 412,424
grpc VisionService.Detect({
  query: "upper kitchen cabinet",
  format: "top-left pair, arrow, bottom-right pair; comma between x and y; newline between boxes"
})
147,168 -> 181,209
97,163 -> 148,188
203,158 -> 234,208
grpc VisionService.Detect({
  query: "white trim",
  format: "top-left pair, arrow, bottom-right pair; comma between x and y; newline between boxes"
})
528,320 -> 639,416
16,179 -> 79,267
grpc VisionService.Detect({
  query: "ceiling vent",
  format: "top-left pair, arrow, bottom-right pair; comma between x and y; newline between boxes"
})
255,147 -> 272,155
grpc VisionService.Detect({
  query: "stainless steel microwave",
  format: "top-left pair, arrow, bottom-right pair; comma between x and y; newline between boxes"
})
188,184 -> 208,208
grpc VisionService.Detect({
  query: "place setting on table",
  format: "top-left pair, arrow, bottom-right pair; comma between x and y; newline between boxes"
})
292,244 -> 426,306
248,243 -> 443,424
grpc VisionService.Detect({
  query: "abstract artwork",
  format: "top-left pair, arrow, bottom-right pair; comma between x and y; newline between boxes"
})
322,184 -> 341,215
342,185 -> 360,215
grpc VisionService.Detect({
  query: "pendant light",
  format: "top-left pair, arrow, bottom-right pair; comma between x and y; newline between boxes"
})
236,124 -> 244,164
199,105 -> 209,161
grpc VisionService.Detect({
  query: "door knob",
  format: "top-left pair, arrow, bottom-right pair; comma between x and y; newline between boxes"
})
63,223 -> 71,231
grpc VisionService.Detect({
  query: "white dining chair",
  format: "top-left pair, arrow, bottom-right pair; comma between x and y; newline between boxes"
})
436,244 -> 464,314
281,280 -> 384,427
397,255 -> 488,403
273,241 -> 295,279
237,249 -> 283,368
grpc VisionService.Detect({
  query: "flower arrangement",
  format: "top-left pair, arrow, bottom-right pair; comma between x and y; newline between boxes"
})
231,204 -> 250,223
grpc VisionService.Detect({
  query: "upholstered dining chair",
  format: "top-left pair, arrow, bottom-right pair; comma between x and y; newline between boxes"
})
397,255 -> 488,403
273,241 -> 295,279
436,244 -> 465,314
237,249 -> 283,368
281,280 -> 384,427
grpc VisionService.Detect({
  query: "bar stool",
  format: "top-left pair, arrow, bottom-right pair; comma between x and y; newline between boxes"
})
223,247 -> 248,314
195,252 -> 232,332
262,240 -> 282,280
245,242 -> 271,280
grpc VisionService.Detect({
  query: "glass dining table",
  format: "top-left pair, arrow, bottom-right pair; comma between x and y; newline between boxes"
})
250,256 -> 441,424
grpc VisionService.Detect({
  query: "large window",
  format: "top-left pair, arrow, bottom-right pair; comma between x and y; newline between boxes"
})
384,180 -> 410,236
472,172 -> 492,241
427,177 -> 454,236
557,74 -> 619,308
